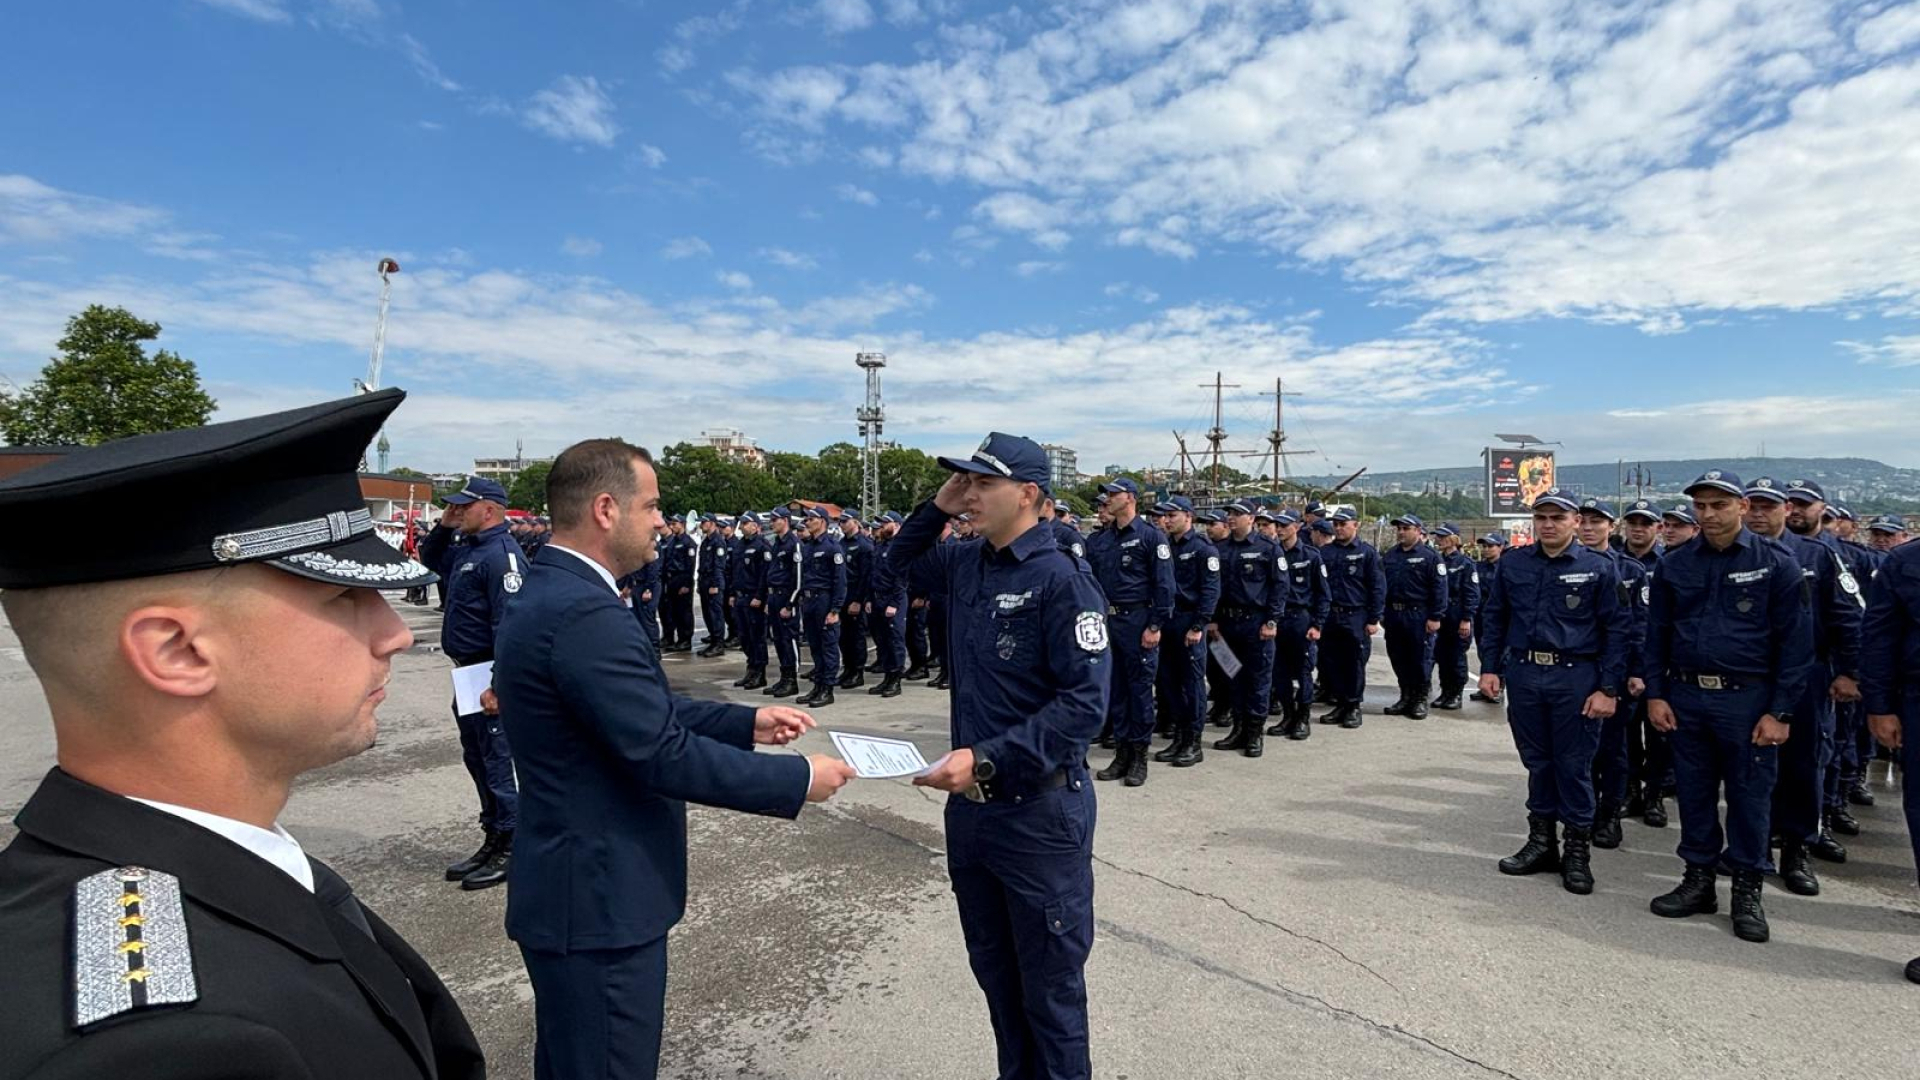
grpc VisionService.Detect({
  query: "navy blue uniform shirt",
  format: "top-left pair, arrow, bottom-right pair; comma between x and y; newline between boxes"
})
1167,528 -> 1221,622
696,530 -> 728,592
800,532 -> 848,608
1644,527 -> 1814,719
734,532 -> 772,599
441,522 -> 524,662
1478,540 -> 1629,688
660,531 -> 695,581
842,531 -> 875,604
1440,547 -> 1479,626
1324,537 -> 1387,622
1280,539 -> 1331,629
1862,538 -> 1920,714
1214,531 -> 1286,622
767,530 -> 801,609
1382,542 -> 1448,619
1781,531 -> 1863,679
1085,515 -> 1175,627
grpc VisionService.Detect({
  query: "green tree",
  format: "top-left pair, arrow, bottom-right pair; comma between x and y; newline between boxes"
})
507,460 -> 554,512
878,446 -> 947,510
655,443 -> 783,514
0,305 -> 216,445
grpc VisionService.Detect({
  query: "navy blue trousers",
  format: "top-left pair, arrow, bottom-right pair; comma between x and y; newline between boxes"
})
662,580 -> 694,645
840,600 -> 869,676
452,704 -> 518,832
1826,698 -> 1869,809
1383,607 -> 1434,697
1504,660 -> 1602,828
1771,666 -> 1835,846
632,595 -> 660,646
1668,682 -> 1779,874
1431,620 -> 1471,694
1272,611 -> 1316,712
907,601 -> 931,668
521,938 -> 667,1080
769,602 -> 800,676
869,601 -> 907,673
1104,608 -> 1160,745
1217,612 -> 1274,722
947,777 -> 1096,1080
1155,614 -> 1207,735
801,594 -> 842,689
700,587 -> 727,644
1319,608 -> 1370,705
733,596 -> 767,671
1900,690 -> 1920,882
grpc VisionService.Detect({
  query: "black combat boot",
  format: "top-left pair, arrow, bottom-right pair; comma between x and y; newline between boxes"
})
902,663 -> 930,681
1171,731 -> 1205,768
1809,812 -> 1848,863
1642,784 -> 1668,827
1778,839 -> 1820,896
1153,731 -> 1186,763
795,685 -> 834,708
739,668 -> 767,691
1214,719 -> 1254,752
1207,700 -> 1232,728
1650,864 -> 1718,918
1242,725 -> 1264,758
838,670 -> 865,690
1407,686 -> 1430,719
1624,786 -> 1646,819
1265,701 -> 1291,737
1338,704 -> 1364,729
1829,803 -> 1860,836
696,642 -> 726,658
929,670 -> 951,690
865,660 -> 885,674
732,670 -> 755,688
1382,691 -> 1411,716
1124,745 -> 1150,787
1560,826 -> 1595,895
445,830 -> 500,882
1730,870 -> 1770,943
1430,687 -> 1463,710
1286,704 -> 1312,741
868,673 -> 903,697
1312,686 -> 1333,705
1846,777 -> 1875,807
1266,698 -> 1284,717
459,830 -> 512,891
1096,743 -> 1134,782
765,674 -> 799,699
1499,816 -> 1560,876
1591,797 -> 1623,850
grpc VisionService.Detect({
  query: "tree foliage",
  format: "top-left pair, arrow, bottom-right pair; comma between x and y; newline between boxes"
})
653,441 -> 954,518
0,305 -> 216,446
507,460 -> 554,513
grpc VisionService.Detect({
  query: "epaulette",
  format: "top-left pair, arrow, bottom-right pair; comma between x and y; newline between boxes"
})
72,867 -> 198,1027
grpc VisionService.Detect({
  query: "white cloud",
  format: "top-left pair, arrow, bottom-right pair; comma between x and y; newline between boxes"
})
818,0 -> 874,34
661,236 -> 713,260
716,269 -> 755,290
522,75 -> 619,147
635,143 -> 668,168
0,175 -> 168,244
193,0 -> 289,22
1841,333 -> 1920,367
561,236 -> 603,258
835,182 -> 880,206
398,33 -> 461,93
1104,281 -> 1160,304
1856,4 -> 1920,56
1014,260 -> 1065,277
759,247 -> 820,270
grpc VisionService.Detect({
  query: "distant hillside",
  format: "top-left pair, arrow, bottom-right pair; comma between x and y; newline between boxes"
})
1300,457 -> 1920,505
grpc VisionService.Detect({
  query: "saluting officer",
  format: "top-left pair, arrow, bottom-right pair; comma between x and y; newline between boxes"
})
895,434 -> 1111,1080
0,389 -> 485,1079
419,491 -> 469,611
1208,501 -> 1286,759
1381,515 -> 1448,720
796,507 -> 847,707
1319,508 -> 1386,728
1861,516 -> 1920,984
695,515 -> 729,657
1478,488 -> 1628,896
1645,471 -> 1813,944
1427,523 -> 1479,712
1150,495 -> 1220,768
729,513 -> 773,691
438,476 -> 524,891
866,511 -> 909,698
1576,498 -> 1647,852
1267,510 -> 1329,740
1086,478 -> 1175,786
762,508 -> 804,699
838,511 -> 874,690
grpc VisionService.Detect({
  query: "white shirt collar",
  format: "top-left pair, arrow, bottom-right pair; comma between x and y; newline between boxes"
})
131,798 -> 315,893
543,542 -> 620,594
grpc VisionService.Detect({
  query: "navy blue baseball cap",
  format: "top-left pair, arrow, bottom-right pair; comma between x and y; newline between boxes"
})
1478,531 -> 1507,547
1662,504 -> 1697,525
698,512 -> 717,523
1578,497 -> 1617,520
1275,509 -> 1301,526
444,476 -> 508,506
938,432 -> 1049,486
1390,513 -> 1423,528
1783,478 -> 1826,503
1328,506 -> 1357,522
1052,498 -> 1071,513
1304,501 -> 1325,515
1531,487 -> 1580,512
802,506 -> 830,520
767,507 -> 791,521
1744,476 -> 1786,503
836,509 -> 859,523
1685,469 -> 1744,498
1195,508 -> 1225,524
1832,503 -> 1856,522
1623,499 -> 1661,522
1309,519 -> 1335,534
1432,522 -> 1459,538
1868,515 -> 1907,533
1224,500 -> 1254,516
1155,494 -> 1195,515
881,510 -> 904,525
1254,507 -> 1279,523
1101,477 -> 1141,497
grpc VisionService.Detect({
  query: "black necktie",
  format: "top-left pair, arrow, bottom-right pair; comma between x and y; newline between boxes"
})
310,860 -> 375,941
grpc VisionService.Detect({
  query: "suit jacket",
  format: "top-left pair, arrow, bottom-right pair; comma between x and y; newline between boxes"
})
493,546 -> 809,953
0,768 -> 485,1080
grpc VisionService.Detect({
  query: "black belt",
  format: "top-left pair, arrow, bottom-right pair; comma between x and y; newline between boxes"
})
1674,670 -> 1753,691
1511,650 -> 1595,667
1389,602 -> 1425,611
1330,603 -> 1364,613
1216,605 -> 1265,619
964,766 -> 1081,805
800,590 -> 829,598
1107,602 -> 1149,615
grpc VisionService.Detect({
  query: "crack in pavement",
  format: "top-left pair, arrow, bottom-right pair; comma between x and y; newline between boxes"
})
1098,920 -> 1526,1080
1093,854 -> 1401,994
820,802 -> 947,858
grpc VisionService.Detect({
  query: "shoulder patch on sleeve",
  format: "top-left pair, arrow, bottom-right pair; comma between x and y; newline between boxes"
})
503,570 -> 523,593
1074,611 -> 1109,652
833,552 -> 844,564
1156,542 -> 1171,560
1436,564 -> 1447,576
73,867 -> 199,1027
1071,542 -> 1086,559
1206,555 -> 1220,572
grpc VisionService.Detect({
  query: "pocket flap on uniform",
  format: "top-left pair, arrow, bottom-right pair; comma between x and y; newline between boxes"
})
1043,899 -> 1080,937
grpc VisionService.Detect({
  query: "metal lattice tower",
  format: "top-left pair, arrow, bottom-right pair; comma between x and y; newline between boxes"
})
357,258 -> 400,472
855,352 -> 887,519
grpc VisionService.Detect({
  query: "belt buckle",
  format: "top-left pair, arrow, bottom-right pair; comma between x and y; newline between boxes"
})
963,783 -> 988,803
1529,651 -> 1556,666
1697,674 -> 1724,690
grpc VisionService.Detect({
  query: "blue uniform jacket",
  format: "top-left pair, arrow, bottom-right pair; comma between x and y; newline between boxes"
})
418,521 -> 465,581
1382,543 -> 1448,620
1214,532 -> 1286,622
441,523 -> 523,662
842,532 -> 875,605
1593,547 -> 1647,680
1051,518 -> 1086,561
1782,532 -> 1863,680
1280,539 -> 1331,629
1440,548 -> 1479,627
800,533 -> 848,607
734,533 -> 772,599
889,504 -> 1112,785
494,548 -> 808,952
870,536 -> 908,607
1085,515 -> 1175,626
1644,527 -> 1814,719
767,530 -> 801,609
1478,541 -> 1629,688
660,532 -> 695,582
1862,539 -> 1920,714
1323,538 -> 1387,623
1168,528 -> 1221,622
696,531 -> 727,592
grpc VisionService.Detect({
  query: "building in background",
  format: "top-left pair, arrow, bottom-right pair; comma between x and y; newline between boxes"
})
701,426 -> 766,468
1043,443 -> 1079,491
473,452 -> 553,488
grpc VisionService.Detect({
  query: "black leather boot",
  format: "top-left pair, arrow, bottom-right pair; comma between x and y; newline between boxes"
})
1624,786 -> 1646,819
1171,731 -> 1205,768
1499,816 -> 1560,875
1338,704 -> 1363,729
795,685 -> 834,708
929,670 -> 951,690
1560,826 -> 1595,895
1214,720 -> 1254,752
798,667 -> 814,681
1407,685 -> 1430,719
1382,692 -> 1411,716
1207,700 -> 1231,728
1650,863 -> 1718,918
1730,870 -> 1769,943
1829,804 -> 1860,836
1846,778 -> 1875,806
1153,730 -> 1184,762
865,660 -> 885,674
902,663 -> 930,681
868,673 -> 903,697
1286,704 -> 1312,741
1096,743 -> 1133,782
1124,744 -> 1149,787
739,668 -> 767,691
1591,798 -> 1623,850
732,669 -> 754,688
1778,839 -> 1820,896
1430,688 -> 1463,710
697,643 -> 726,658
445,830 -> 500,881
1642,785 -> 1668,828
1242,725 -> 1264,758
838,670 -> 865,690
459,830 -> 512,891
1809,812 -> 1848,863
765,674 -> 799,698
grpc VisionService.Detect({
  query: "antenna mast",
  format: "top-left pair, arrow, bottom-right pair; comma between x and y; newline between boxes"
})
855,352 -> 887,519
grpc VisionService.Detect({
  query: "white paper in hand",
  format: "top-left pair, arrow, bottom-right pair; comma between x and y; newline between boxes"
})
829,731 -> 937,779
451,661 -> 494,716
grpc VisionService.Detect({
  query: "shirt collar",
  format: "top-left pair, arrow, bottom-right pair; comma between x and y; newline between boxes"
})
543,542 -> 621,593
987,520 -> 1056,564
130,798 -> 315,893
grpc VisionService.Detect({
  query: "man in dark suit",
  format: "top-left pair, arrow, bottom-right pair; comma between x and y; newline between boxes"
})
493,438 -> 857,1080
0,389 -> 485,1079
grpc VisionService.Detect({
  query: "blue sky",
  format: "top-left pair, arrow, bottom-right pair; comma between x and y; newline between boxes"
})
3,0 -> 1917,475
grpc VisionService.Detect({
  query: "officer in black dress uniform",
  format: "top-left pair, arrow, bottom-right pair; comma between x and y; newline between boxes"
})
0,389 -> 485,1080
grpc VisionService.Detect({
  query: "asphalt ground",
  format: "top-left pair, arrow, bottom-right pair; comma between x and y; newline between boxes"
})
3,597 -> 1916,1079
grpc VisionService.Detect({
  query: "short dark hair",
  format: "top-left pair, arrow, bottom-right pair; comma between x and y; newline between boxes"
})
547,439 -> 653,528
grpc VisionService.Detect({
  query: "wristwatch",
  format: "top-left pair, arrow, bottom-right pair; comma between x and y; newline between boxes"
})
972,756 -> 996,782
1598,685 -> 1620,699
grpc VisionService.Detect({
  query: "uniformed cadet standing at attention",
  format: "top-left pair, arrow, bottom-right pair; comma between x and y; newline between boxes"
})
1469,531 -> 1507,704
1208,501 -> 1286,759
1268,509 -> 1329,740
796,506 -> 847,708
0,389 -> 486,1080
761,508 -> 804,699
437,476 -> 523,891
728,513 -> 772,692
695,515 -> 729,657
1618,500 -> 1671,827
837,511 -> 874,690
1426,523 -> 1478,712
1086,477 -> 1175,786
1318,507 -> 1386,729
1381,515 -> 1448,720
1575,498 -> 1646,852
1041,495 -> 1086,560
1199,509 -> 1236,725
1644,471 -> 1813,943
658,518 -> 696,652
893,433 -> 1111,1080
1477,488 -> 1628,896
865,511 -> 910,698
1861,516 -> 1920,984
1149,495 -> 1220,768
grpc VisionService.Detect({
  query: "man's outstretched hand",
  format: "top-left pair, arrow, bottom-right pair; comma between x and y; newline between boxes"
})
755,706 -> 816,746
